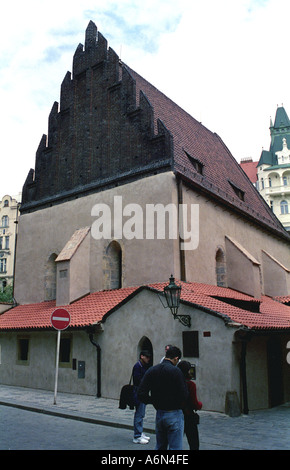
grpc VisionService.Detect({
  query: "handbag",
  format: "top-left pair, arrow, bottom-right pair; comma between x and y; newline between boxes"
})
119,372 -> 135,410
192,412 -> 200,425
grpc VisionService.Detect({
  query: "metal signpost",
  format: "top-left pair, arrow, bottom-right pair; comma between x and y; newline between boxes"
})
50,308 -> 71,405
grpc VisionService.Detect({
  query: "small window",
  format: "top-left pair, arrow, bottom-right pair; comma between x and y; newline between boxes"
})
59,336 -> 72,367
228,180 -> 245,201
182,331 -> 199,358
17,338 -> 30,364
5,236 -> 9,250
59,269 -> 68,278
184,150 -> 204,175
4,200 -> 9,207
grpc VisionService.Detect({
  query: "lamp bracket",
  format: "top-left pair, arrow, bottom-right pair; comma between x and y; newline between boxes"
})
173,313 -> 191,328
158,293 -> 191,328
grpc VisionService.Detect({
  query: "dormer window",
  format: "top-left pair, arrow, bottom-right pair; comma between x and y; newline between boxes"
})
228,180 -> 245,201
184,150 -> 204,175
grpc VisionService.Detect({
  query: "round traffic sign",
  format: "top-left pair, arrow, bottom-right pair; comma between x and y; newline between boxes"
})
51,308 -> 71,330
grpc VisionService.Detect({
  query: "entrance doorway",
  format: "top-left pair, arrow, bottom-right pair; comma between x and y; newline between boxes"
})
267,337 -> 283,407
137,336 -> 153,367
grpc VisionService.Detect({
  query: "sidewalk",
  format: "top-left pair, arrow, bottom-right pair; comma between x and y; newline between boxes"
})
1,384 -> 290,450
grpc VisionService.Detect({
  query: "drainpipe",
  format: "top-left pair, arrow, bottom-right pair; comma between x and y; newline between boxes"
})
177,177 -> 186,281
89,334 -> 101,398
240,339 -> 249,415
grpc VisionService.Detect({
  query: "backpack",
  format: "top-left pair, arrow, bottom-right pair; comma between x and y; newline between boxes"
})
119,372 -> 135,410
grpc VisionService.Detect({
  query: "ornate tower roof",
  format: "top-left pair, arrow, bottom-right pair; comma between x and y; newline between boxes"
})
259,106 -> 290,167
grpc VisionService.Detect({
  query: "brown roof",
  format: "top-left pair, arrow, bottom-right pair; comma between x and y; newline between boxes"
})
1,281 -> 290,331
125,66 -> 288,240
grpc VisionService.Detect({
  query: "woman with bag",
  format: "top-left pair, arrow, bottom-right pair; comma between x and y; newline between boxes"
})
177,360 -> 202,450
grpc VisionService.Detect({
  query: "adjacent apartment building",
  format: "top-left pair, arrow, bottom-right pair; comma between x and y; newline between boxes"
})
0,194 -> 21,293
244,106 -> 290,233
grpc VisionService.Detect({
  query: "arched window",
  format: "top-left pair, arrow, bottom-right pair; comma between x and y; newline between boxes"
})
44,253 -> 57,300
4,200 -> 9,207
216,248 -> 226,287
104,241 -> 122,290
281,200 -> 289,214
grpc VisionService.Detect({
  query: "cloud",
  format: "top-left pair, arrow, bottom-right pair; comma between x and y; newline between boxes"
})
1,0 -> 290,198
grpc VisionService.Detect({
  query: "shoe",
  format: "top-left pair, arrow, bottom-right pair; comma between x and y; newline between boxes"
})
142,433 -> 150,441
133,437 -> 149,444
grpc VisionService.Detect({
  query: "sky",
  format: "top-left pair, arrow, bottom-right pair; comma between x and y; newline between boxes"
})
1,0 -> 289,198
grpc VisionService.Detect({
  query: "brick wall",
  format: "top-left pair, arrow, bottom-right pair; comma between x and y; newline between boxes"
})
22,22 -> 172,212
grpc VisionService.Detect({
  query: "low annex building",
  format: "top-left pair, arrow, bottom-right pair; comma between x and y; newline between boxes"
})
1,280 -> 290,413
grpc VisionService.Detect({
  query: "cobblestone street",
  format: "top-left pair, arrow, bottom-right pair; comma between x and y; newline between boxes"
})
1,385 -> 290,451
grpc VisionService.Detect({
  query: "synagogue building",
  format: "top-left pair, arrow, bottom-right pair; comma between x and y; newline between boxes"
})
0,22 -> 290,414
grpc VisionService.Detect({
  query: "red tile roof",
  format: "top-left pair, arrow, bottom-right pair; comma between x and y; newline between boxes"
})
239,159 -> 258,183
0,287 -> 139,331
125,66 -> 289,241
275,295 -> 290,305
1,282 -> 290,331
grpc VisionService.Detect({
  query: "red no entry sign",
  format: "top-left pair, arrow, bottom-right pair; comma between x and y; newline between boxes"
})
51,308 -> 71,330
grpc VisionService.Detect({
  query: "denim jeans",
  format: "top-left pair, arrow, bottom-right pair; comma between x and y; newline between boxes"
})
134,402 -> 146,438
155,409 -> 184,450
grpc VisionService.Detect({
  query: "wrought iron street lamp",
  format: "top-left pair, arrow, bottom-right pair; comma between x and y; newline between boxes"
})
159,275 -> 191,327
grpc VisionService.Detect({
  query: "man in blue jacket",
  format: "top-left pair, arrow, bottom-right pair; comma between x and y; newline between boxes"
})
132,350 -> 151,444
138,346 -> 188,450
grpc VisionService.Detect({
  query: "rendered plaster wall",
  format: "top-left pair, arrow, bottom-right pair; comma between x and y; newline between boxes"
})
245,336 -> 269,410
262,250 -> 290,297
0,330 -> 97,395
0,304 -> 12,314
180,186 -> 290,296
14,170 -> 290,306
14,172 -> 180,305
97,288 -> 237,413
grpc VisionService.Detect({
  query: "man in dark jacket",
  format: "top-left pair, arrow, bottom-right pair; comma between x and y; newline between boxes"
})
138,346 -> 188,450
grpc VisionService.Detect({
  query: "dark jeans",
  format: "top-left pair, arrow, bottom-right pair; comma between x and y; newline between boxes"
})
184,413 -> 199,450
